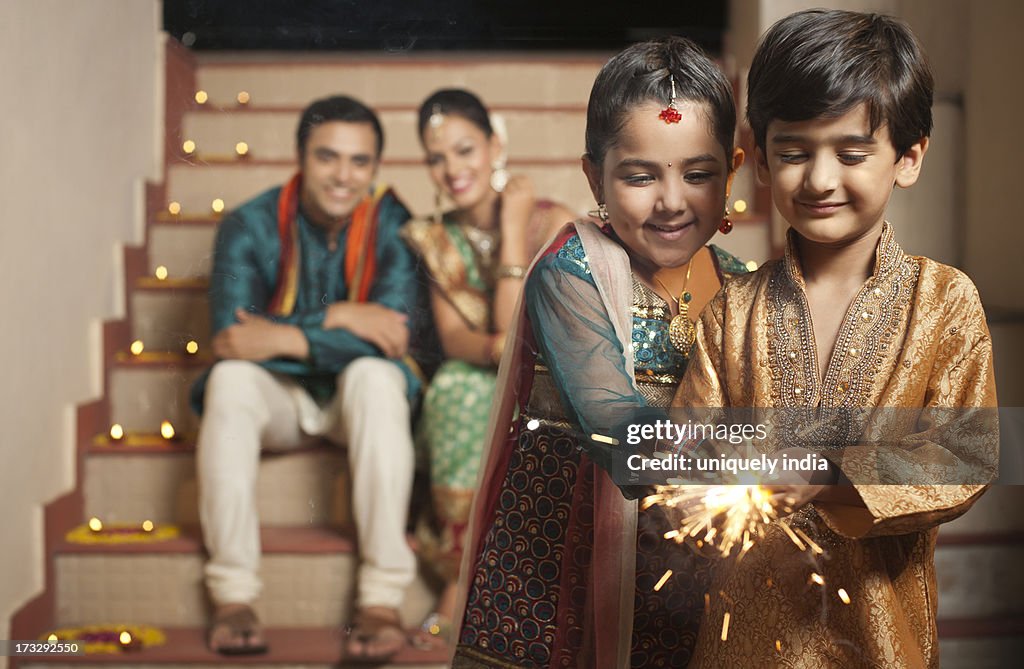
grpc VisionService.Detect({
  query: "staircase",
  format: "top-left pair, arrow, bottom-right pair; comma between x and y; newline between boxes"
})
10,38 -> 1023,669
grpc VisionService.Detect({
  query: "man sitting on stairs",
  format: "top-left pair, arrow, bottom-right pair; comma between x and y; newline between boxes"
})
190,94 -> 422,661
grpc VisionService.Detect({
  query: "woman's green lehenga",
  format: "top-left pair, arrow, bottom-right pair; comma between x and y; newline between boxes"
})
403,216 -> 501,580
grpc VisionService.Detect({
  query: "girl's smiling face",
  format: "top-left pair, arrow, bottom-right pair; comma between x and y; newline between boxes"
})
584,101 -> 742,273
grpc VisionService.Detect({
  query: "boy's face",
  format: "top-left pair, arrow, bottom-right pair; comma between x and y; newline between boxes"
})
756,104 -> 927,246
299,120 -> 380,228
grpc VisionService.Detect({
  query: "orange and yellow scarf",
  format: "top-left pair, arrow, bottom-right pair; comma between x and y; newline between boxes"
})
269,173 -> 391,316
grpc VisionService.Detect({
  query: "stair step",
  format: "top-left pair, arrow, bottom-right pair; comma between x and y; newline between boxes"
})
942,485 -> 1024,534
19,626 -> 447,668
132,290 -> 210,352
109,364 -> 204,434
112,352 -> 211,367
165,161 -> 595,223
934,540 -> 1024,619
54,527 -> 437,628
193,55 -> 604,108
136,276 -> 208,290
58,525 -> 352,556
938,624 -> 1024,669
91,432 -> 196,454
83,447 -> 347,526
148,220 -> 216,279
182,106 -> 587,162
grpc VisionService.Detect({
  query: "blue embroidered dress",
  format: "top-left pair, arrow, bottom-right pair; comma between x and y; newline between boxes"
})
454,231 -> 747,669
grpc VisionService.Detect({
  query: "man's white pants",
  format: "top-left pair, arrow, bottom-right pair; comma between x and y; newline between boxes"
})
197,357 -> 416,609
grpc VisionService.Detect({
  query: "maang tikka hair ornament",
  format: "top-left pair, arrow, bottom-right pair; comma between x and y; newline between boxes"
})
428,103 -> 445,140
658,73 -> 682,124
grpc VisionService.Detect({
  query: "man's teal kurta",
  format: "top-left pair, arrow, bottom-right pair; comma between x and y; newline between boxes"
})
191,185 -> 419,412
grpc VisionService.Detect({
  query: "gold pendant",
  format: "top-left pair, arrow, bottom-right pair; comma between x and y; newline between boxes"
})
668,305 -> 696,356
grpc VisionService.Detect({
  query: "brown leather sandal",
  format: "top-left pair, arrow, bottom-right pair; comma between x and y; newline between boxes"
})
343,606 -> 408,663
208,604 -> 269,656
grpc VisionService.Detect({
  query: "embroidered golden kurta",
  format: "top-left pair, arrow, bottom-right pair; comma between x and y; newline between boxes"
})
673,223 -> 997,668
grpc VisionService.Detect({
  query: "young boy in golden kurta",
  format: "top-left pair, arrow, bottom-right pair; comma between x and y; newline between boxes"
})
673,9 -> 998,668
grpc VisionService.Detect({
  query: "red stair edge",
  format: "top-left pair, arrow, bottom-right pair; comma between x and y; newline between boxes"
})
8,36 -> 198,669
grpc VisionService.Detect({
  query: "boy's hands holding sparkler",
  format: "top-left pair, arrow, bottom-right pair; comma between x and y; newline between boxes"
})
762,447 -> 859,514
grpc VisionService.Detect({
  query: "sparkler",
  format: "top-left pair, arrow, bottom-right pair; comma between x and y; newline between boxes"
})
645,482 -> 841,654
644,484 -> 824,558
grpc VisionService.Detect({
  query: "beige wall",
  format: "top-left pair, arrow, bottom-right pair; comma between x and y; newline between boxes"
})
0,0 -> 161,660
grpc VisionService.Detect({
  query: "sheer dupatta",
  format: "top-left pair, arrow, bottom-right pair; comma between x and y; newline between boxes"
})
453,220 -> 639,668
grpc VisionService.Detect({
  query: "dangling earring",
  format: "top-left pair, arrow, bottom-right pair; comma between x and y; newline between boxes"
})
588,202 -> 609,222
489,112 -> 510,193
719,206 -> 733,234
490,156 -> 509,193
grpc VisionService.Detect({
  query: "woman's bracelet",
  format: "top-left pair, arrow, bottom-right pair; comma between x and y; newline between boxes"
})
496,264 -> 527,280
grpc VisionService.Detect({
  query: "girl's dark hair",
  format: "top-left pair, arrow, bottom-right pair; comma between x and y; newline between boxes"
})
296,95 -> 384,157
417,89 -> 493,141
585,36 -> 736,167
747,9 -> 933,156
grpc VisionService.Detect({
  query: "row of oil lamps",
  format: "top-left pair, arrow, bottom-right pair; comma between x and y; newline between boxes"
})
126,338 -> 200,356
181,138 -> 249,157
46,630 -> 141,651
108,420 -> 178,442
184,90 -> 251,166
195,90 -> 250,106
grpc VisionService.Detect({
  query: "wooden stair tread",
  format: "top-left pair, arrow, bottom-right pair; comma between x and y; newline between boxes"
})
88,432 -> 338,456
136,276 -> 209,290
113,351 -> 212,367
153,212 -> 222,224
22,626 -> 449,665
57,526 -> 355,555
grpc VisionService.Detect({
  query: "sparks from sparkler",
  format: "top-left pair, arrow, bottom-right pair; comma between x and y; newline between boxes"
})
645,483 -> 847,653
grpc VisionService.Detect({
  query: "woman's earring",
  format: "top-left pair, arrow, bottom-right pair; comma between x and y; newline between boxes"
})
490,156 -> 510,193
719,206 -> 733,234
433,189 -> 444,225
588,202 -> 609,222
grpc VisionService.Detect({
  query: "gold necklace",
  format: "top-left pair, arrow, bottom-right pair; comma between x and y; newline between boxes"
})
654,260 -> 697,356
460,223 -> 500,272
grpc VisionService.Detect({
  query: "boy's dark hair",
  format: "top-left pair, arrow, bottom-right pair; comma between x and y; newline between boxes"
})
747,9 -> 933,156
585,36 -> 736,166
418,89 -> 493,141
296,95 -> 384,158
